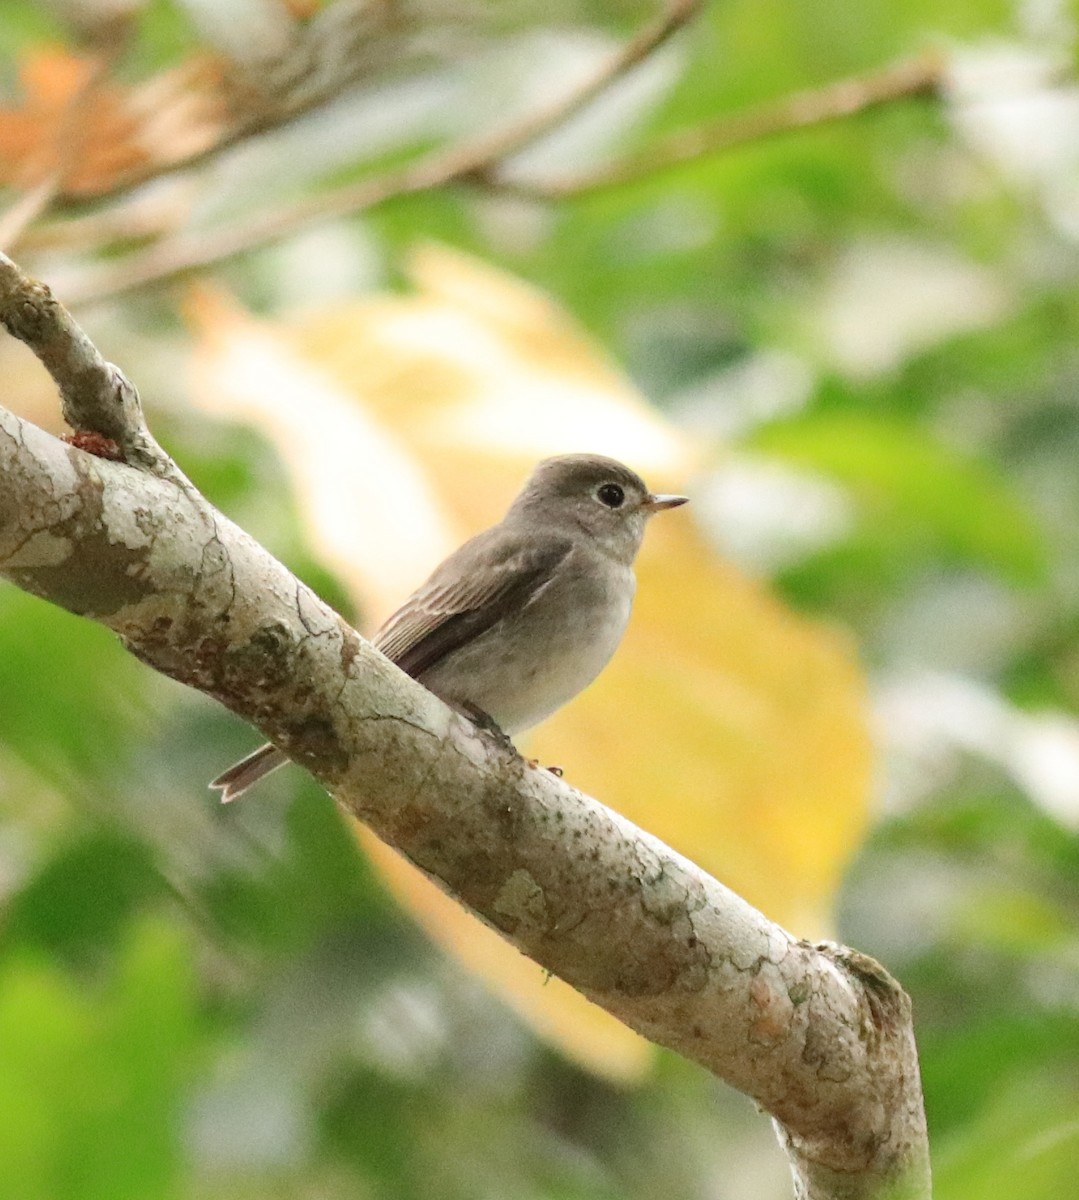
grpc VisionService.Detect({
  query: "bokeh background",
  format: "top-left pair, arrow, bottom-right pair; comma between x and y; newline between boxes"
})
1,1 -> 1079,1197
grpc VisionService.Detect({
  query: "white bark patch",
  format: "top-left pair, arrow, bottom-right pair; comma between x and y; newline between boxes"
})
448,717 -> 491,766
494,868 -> 549,926
101,486 -> 154,550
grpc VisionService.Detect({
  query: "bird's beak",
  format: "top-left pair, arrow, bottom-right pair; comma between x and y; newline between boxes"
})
643,492 -> 689,512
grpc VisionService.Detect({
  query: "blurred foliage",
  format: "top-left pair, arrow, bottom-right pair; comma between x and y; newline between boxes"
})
753,411 -> 1047,585
2,0 -> 1079,1197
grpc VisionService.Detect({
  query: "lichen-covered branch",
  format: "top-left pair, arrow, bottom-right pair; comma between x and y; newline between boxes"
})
0,258 -> 931,1200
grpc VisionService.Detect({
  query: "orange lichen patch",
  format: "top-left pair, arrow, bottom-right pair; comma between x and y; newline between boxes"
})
283,0 -> 325,16
748,973 -> 794,1046
61,430 -> 123,460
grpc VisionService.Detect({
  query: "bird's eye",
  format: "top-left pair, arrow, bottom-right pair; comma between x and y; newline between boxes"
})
596,482 -> 625,508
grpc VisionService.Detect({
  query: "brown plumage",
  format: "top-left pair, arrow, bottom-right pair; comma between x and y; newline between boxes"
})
211,454 -> 687,801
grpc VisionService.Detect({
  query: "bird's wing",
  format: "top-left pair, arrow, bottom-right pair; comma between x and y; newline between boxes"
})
373,530 -> 573,679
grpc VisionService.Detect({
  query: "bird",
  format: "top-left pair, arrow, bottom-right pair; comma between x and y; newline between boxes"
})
210,453 -> 688,802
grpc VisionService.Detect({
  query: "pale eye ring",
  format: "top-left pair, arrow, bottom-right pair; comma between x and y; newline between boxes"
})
596,482 -> 625,508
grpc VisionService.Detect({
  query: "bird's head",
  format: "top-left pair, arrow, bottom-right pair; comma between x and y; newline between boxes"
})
507,453 -> 688,562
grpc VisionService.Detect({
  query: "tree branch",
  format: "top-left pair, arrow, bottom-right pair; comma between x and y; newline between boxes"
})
0,254 -> 931,1200
0,253 -> 179,476
57,0 -> 702,307
486,49 -> 945,199
28,17 -> 950,312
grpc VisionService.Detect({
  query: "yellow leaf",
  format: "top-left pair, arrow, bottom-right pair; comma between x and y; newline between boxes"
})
187,246 -> 871,1081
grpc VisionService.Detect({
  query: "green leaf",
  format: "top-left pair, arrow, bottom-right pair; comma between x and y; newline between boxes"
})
0,0 -> 66,62
935,1075 -> 1079,1200
751,413 -> 1047,583
0,920 -> 196,1200
202,789 -> 393,957
922,1014 -> 1079,1133
2,830 -> 165,965
0,589 -> 148,787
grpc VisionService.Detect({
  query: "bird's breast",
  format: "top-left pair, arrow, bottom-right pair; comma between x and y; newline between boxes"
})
418,554 -> 635,736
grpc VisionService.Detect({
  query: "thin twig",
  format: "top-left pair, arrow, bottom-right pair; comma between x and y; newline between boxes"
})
487,49 -> 945,198
16,186 -> 195,254
61,0 -> 702,306
0,250 -> 176,475
0,177 -> 62,252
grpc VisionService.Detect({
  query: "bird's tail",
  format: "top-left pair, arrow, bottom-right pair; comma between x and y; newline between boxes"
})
210,743 -> 289,803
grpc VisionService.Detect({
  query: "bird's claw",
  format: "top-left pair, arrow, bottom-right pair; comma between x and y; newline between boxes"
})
458,707 -> 561,776
460,703 -> 515,752
524,758 -> 563,777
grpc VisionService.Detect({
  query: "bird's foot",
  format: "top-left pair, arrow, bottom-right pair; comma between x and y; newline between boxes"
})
459,703 -> 516,752
524,759 -> 563,777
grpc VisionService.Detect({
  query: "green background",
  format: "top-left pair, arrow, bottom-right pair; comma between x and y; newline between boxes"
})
1,0 -> 1078,1196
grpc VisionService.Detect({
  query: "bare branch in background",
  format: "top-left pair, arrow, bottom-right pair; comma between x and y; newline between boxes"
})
0,3 -> 952,309
486,49 -> 945,198
14,188 -> 196,254
55,45 -> 945,306
0,0 -> 472,219
56,0 -> 703,306
0,251 -> 930,1200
